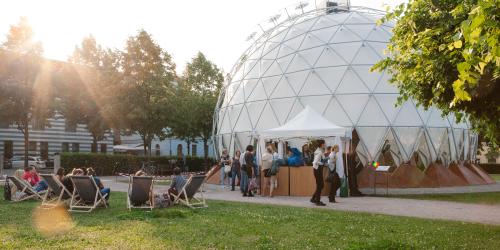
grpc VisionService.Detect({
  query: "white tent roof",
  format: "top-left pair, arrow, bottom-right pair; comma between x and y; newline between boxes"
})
259,106 -> 348,139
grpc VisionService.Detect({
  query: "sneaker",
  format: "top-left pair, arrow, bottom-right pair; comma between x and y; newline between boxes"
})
243,193 -> 247,197
310,198 -> 317,204
231,188 -> 235,191
329,199 -> 336,203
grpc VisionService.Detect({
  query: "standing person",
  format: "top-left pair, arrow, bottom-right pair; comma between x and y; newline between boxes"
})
231,150 -> 242,191
328,145 -> 341,203
219,149 -> 231,187
269,145 -> 283,197
261,146 -> 273,196
241,145 -> 254,197
311,140 -> 326,206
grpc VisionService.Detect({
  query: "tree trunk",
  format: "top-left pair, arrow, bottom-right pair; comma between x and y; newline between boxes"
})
92,135 -> 98,153
203,138 -> 208,171
24,125 -> 29,169
187,140 -> 191,156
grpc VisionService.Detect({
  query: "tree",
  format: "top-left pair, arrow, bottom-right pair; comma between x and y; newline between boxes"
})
180,52 -> 224,169
121,30 -> 176,160
0,17 -> 53,168
373,0 -> 499,147
64,36 -> 122,151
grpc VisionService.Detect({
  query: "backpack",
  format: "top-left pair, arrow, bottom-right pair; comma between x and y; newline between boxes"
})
4,178 -> 11,201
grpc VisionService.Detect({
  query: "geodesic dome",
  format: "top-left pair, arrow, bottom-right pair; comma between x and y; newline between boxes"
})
214,5 -> 477,169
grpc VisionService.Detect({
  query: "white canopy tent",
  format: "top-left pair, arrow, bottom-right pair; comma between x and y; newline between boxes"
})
259,106 -> 348,139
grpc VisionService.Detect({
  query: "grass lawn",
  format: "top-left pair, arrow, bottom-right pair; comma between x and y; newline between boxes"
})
1,190 -> 500,249
491,174 -> 500,182
385,192 -> 500,205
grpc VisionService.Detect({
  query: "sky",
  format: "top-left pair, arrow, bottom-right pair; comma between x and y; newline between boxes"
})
0,0 -> 405,74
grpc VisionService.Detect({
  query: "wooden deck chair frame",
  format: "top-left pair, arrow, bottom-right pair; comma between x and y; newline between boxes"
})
40,174 -> 73,208
7,176 -> 45,202
172,175 -> 207,209
127,176 -> 155,211
68,176 -> 108,213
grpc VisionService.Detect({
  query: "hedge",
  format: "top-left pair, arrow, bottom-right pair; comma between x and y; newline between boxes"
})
480,163 -> 500,174
60,153 -> 216,176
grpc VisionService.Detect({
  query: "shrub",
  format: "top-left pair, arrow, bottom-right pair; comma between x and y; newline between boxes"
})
60,153 -> 216,176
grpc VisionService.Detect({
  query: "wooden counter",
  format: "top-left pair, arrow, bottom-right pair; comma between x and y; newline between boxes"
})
260,166 -> 331,196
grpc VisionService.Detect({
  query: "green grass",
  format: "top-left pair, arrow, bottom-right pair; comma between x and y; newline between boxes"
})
386,192 -> 500,205
491,174 -> 500,182
1,191 -> 500,249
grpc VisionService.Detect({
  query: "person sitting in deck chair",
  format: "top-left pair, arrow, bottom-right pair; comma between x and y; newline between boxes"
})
22,166 -> 48,192
62,168 -> 84,198
86,168 -> 110,201
168,167 -> 186,201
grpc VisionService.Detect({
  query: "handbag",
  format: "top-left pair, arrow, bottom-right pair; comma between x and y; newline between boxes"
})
248,178 -> 257,191
224,164 -> 231,174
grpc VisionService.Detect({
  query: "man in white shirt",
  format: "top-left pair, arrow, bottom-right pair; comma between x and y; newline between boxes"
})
311,140 -> 326,206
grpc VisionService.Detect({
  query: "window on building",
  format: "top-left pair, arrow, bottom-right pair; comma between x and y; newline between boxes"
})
91,143 -> 98,153
72,143 -> 79,152
40,142 -> 49,160
155,144 -> 160,156
100,144 -> 107,153
191,144 -> 197,157
62,142 -> 69,152
29,141 -> 37,151
3,141 -> 13,159
0,119 -> 10,128
31,119 -> 45,130
65,120 -> 77,132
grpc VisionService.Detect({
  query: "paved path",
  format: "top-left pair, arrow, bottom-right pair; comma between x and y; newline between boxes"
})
100,176 -> 500,226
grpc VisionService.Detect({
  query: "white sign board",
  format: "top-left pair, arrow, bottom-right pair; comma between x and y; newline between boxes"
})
375,165 -> 391,172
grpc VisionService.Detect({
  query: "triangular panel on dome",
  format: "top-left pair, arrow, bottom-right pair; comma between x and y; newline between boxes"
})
356,127 -> 388,161
326,13 -> 350,26
351,44 -> 382,65
345,24 -> 376,40
344,12 -> 375,24
283,25 -> 307,42
394,127 -> 422,161
224,81 -> 240,105
262,60 -> 283,77
261,75 -> 282,98
351,65 -> 382,92
246,80 -> 268,102
300,33 -> 326,51
286,54 -> 311,73
314,66 -> 347,92
242,59 -> 260,79
330,42 -> 363,64
335,68 -> 370,94
218,108 -> 231,134
309,26 -> 339,43
245,100 -> 266,129
233,105 -> 253,132
298,71 -> 332,96
277,53 -> 294,71
366,27 -> 391,42
229,83 -> 245,105
236,132 -> 252,151
312,15 -> 339,30
293,17 -> 318,34
277,43 -> 296,58
426,107 -> 451,127
269,97 -> 295,125
393,100 -> 423,126
299,95 -> 331,115
255,102 -> 280,130
357,97 -> 389,126
373,72 -> 399,93
374,94 -> 400,124
242,79 -> 259,101
463,129 -> 470,160
260,59 -> 275,76
270,77 -> 297,99
331,25 -> 361,43
284,70 -> 310,94
367,42 -> 389,58
315,47 -> 347,67
262,43 -> 280,60
438,129 -> 452,166
323,97 -> 352,127
416,105 -> 432,124
337,94 -> 370,125
383,129 -> 403,166
452,128 -> 465,160
283,35 -> 305,52
416,132 -> 432,168
285,98 -> 305,123
427,127 -> 447,159
297,46 -> 324,66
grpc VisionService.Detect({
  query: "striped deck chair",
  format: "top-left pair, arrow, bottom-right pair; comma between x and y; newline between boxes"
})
127,176 -> 154,211
68,176 -> 108,212
40,174 -> 72,208
172,175 -> 207,209
7,176 -> 45,202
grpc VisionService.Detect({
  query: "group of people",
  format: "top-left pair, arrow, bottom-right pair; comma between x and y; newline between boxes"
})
311,140 -> 342,206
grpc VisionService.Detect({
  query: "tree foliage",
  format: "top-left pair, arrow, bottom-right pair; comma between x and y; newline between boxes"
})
121,30 -> 176,158
373,0 -> 499,146
0,17 -> 53,167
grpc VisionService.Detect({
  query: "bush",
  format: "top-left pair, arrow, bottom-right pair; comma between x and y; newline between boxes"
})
60,153 -> 216,176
